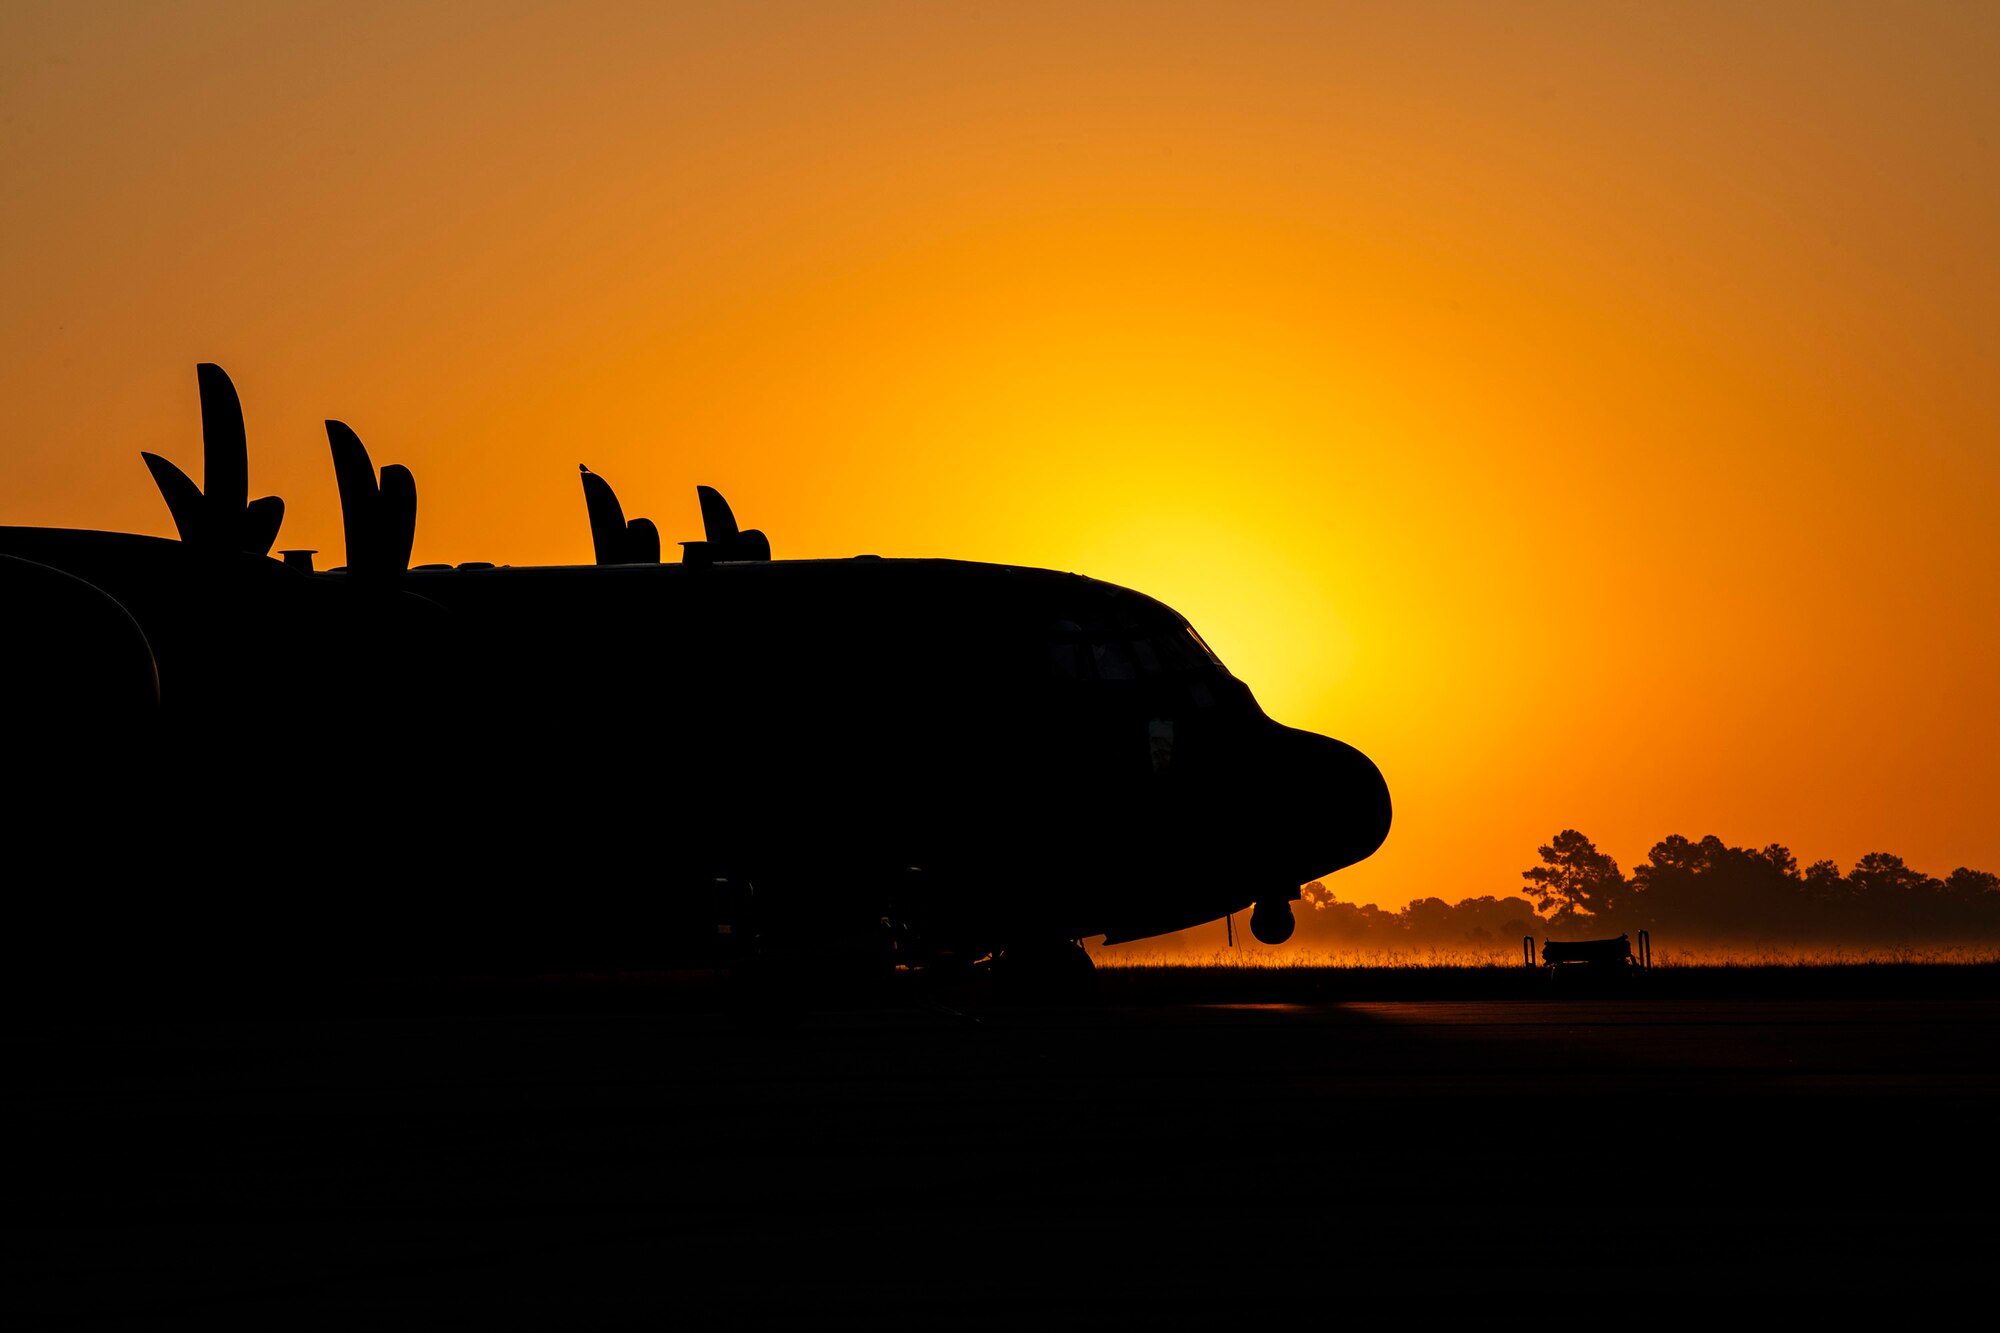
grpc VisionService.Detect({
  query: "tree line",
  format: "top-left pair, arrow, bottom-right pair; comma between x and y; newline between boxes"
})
1295,830 -> 2000,951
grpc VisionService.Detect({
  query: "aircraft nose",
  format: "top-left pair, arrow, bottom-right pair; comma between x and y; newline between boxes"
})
1278,729 -> 1392,881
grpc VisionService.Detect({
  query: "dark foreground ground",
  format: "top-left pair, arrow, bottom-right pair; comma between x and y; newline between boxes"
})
8,969 -> 1998,1322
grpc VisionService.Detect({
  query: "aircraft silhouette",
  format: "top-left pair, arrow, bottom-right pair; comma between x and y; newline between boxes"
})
1,365 -> 1389,989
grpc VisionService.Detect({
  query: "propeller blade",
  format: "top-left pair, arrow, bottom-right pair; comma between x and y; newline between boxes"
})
240,495 -> 286,557
579,465 -> 628,565
195,363 -> 248,520
624,517 -> 661,564
696,485 -> 739,543
378,464 -> 417,575
690,487 -> 767,560
146,370 -> 287,555
326,421 -> 381,574
141,452 -> 207,546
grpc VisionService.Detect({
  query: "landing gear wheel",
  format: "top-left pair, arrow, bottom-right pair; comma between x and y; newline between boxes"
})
1250,899 -> 1296,946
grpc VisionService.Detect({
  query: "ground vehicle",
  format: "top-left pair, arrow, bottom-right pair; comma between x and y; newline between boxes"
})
2,365 -> 1390,980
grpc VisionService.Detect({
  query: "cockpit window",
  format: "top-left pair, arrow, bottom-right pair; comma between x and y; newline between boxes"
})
1047,618 -> 1225,682
1150,629 -> 1207,673
1091,641 -> 1139,680
1184,626 -> 1224,667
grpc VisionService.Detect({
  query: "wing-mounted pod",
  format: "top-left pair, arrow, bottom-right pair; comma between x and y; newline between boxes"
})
682,485 -> 770,565
578,465 -> 661,564
140,363 -> 285,556
326,421 -> 417,576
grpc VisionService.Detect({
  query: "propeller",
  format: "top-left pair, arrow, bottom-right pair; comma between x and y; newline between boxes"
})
578,465 -> 661,564
690,485 -> 770,563
326,421 -> 417,576
140,363 -> 285,555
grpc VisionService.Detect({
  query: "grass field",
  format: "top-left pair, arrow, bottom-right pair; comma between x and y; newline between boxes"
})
1094,961 -> 1999,1002
1091,943 -> 2000,967
1082,945 -> 2000,1003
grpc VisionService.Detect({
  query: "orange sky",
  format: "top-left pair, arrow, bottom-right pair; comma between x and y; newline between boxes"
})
5,2 -> 1996,919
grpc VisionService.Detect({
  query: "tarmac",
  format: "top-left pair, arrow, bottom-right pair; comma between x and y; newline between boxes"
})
9,993 -> 1998,1321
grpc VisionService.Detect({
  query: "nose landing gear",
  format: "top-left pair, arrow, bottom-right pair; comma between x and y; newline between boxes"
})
993,939 -> 1098,1003
1249,899 -> 1296,945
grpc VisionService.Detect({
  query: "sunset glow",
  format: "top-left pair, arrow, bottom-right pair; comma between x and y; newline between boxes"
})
5,2 -> 1996,918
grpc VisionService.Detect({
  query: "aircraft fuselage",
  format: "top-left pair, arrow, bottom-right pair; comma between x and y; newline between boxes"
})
4,529 -> 1390,974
